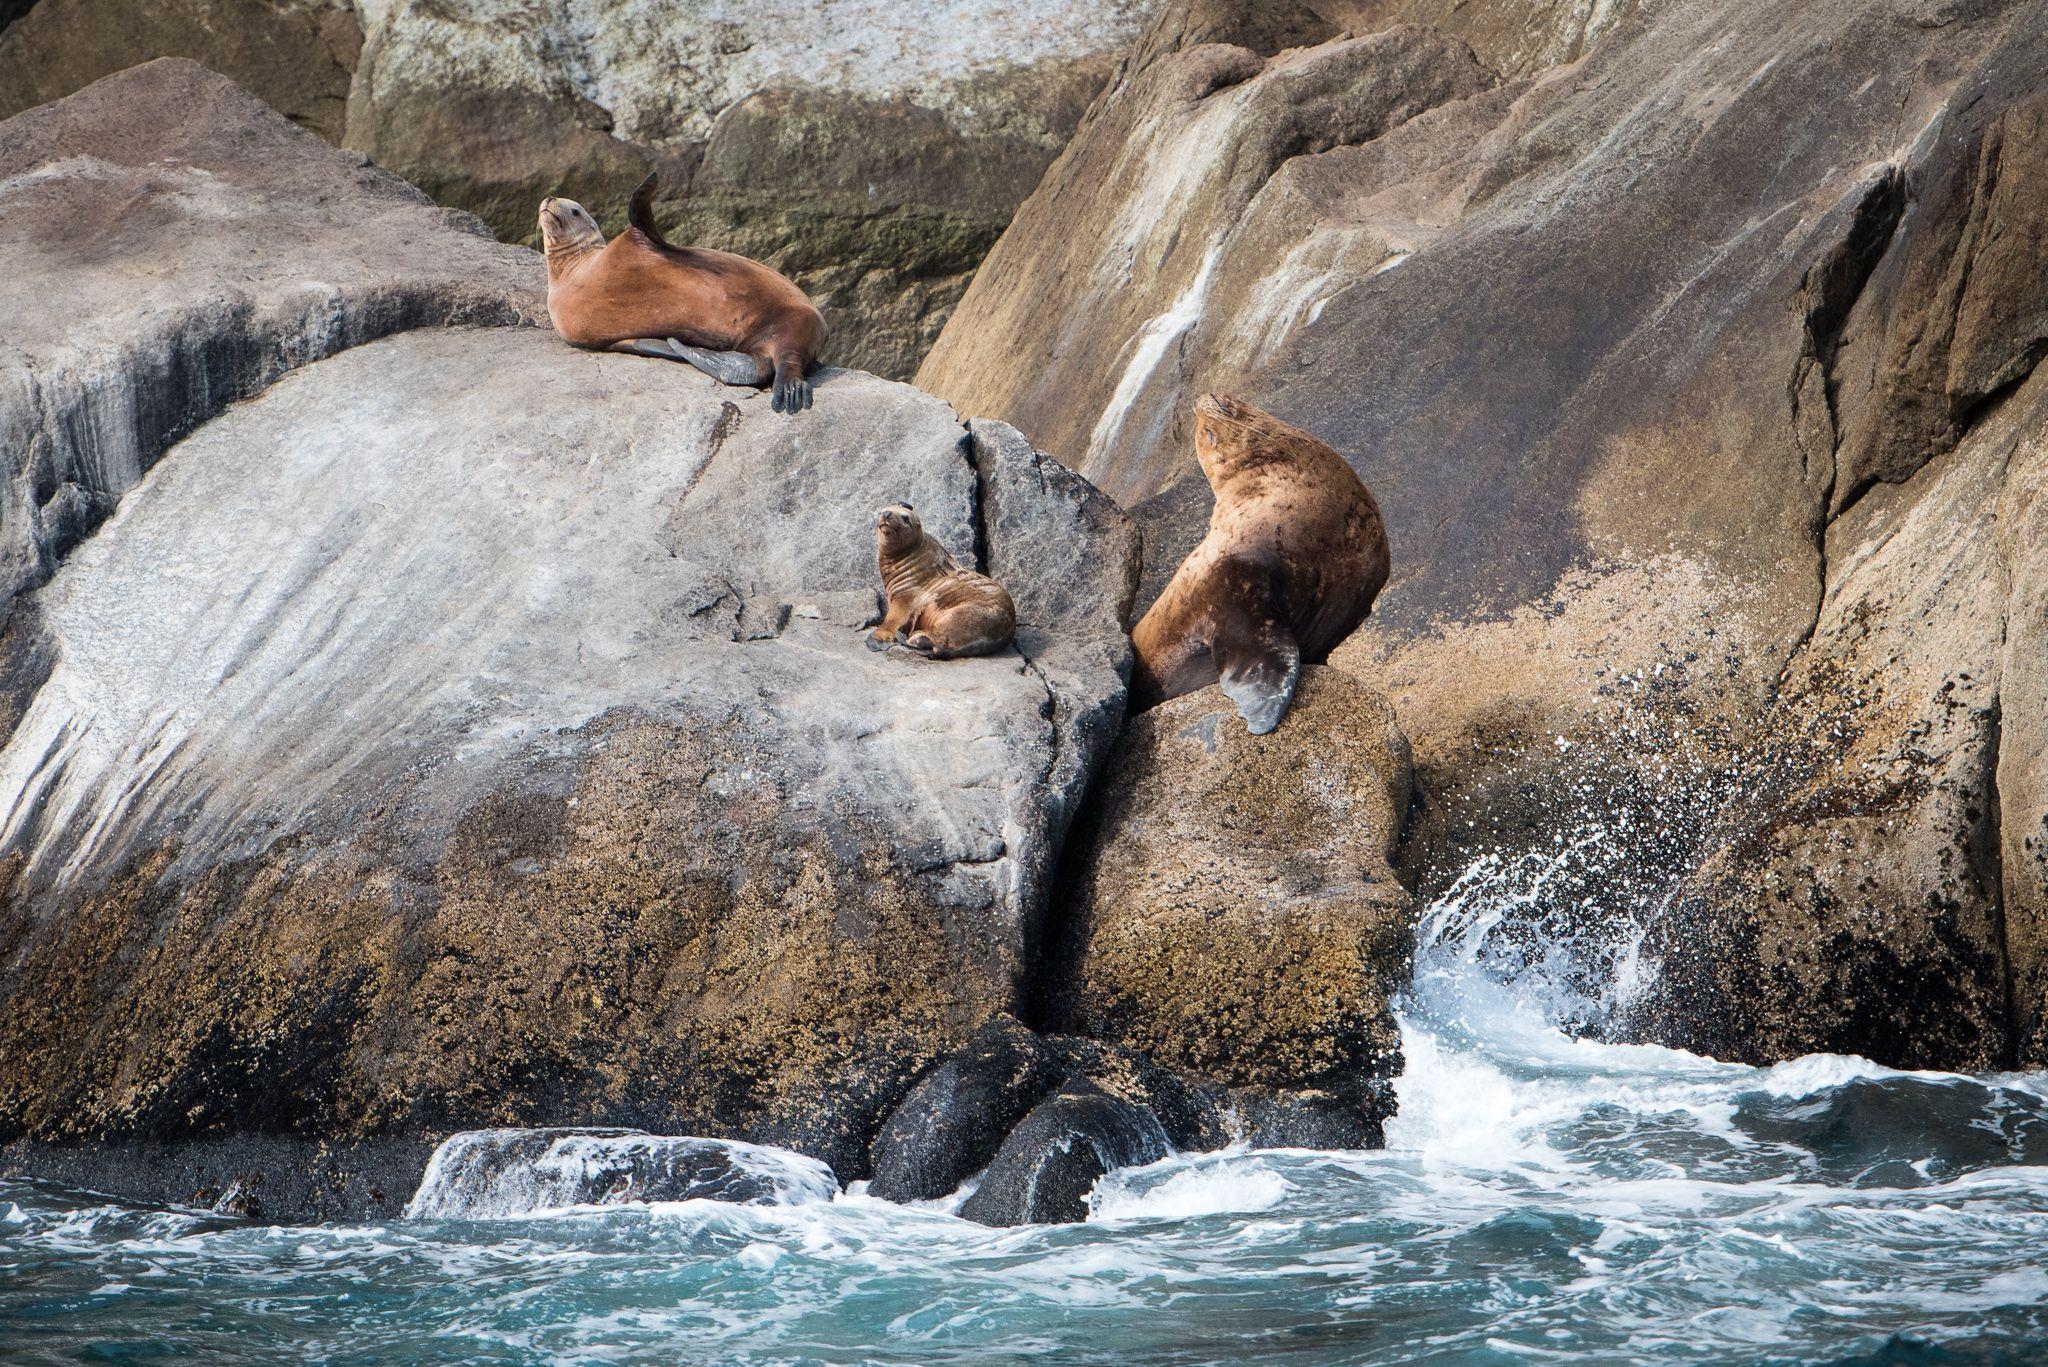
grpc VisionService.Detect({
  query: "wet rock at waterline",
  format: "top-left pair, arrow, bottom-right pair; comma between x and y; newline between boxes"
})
866,1019 -> 1065,1205
1639,366 -> 2048,1070
405,1130 -> 839,1219
921,0 -> 2048,1069
865,1019 -> 1231,1210
0,321 -> 1140,1219
1046,669 -> 1414,1139
958,1079 -> 1172,1227
0,58 -> 543,610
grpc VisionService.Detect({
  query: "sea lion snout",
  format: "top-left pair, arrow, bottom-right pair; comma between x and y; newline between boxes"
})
874,503 -> 922,550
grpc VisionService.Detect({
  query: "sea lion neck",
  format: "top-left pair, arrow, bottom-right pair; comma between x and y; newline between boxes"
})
1197,429 -> 1283,489
543,236 -> 604,285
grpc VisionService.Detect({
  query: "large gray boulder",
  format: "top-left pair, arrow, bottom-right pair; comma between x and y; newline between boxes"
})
0,3 -> 1168,379
918,0 -> 2048,1067
0,58 -> 1141,1221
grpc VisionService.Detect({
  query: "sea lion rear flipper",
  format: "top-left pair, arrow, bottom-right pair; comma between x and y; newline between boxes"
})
667,339 -> 772,387
627,172 -> 674,250
1215,608 -> 1301,736
609,339 -> 770,387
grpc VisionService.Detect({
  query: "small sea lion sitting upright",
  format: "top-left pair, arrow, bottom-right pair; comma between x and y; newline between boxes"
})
1131,393 -> 1388,734
869,504 -> 1017,659
538,173 -> 828,412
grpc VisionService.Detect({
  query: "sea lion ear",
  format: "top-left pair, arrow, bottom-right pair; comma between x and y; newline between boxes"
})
628,172 -> 674,250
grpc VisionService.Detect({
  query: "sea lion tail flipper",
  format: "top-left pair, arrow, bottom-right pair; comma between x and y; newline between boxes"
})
664,339 -> 772,387
771,354 -> 814,414
1216,616 -> 1301,736
627,172 -> 674,249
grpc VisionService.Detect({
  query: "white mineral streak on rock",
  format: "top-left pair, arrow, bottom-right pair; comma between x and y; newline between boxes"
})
1085,244 -> 1223,474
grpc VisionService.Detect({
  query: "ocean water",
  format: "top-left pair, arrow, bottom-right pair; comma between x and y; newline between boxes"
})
6,850 -> 2048,1366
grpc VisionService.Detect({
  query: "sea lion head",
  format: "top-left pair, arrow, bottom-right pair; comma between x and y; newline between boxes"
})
537,195 -> 604,258
1192,392 -> 1279,484
875,503 -> 922,556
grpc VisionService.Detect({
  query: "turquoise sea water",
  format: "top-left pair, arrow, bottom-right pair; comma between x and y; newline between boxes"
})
6,859 -> 2048,1366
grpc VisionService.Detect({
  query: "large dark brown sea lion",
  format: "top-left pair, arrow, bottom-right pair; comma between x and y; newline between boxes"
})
538,173 -> 828,413
1130,393 -> 1388,734
869,504 -> 1017,659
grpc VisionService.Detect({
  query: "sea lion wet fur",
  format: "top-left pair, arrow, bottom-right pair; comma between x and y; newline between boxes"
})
538,173 -> 828,413
868,504 -> 1017,660
1130,393 -> 1389,734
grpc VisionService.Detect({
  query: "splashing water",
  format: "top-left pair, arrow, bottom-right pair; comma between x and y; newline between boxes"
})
5,842 -> 2048,1364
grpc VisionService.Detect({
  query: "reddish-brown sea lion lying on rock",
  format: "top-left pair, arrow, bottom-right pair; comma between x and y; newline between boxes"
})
1131,393 -> 1388,734
538,173 -> 828,412
869,503 -> 1017,659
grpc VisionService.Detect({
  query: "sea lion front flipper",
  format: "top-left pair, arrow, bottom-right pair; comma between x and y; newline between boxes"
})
1215,603 -> 1302,736
627,172 -> 674,250
771,354 -> 814,414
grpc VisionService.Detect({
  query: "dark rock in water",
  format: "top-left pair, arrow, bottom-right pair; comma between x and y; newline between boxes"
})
1038,1035 -> 1232,1155
867,1020 -> 1064,1204
1230,1086 -> 1390,1151
865,1019 -> 1235,1205
405,1129 -> 840,1219
959,1079 -> 1171,1227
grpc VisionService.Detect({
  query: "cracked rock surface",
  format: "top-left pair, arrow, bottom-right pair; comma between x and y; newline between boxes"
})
0,63 -> 1140,1220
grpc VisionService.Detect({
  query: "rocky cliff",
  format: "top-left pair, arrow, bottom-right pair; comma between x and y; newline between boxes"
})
0,0 -> 1168,380
919,0 -> 2048,1069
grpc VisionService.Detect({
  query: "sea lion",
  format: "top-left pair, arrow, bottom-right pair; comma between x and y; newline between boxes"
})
1130,393 -> 1389,734
868,504 -> 1017,659
538,173 -> 828,413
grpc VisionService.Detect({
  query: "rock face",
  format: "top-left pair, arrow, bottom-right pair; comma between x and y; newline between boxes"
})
0,61 -> 1142,1220
0,2 -> 1165,380
0,0 -> 361,140
918,0 -> 2048,1069
1047,668 -> 1414,1140
0,59 -> 543,608
341,0 -> 1164,378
